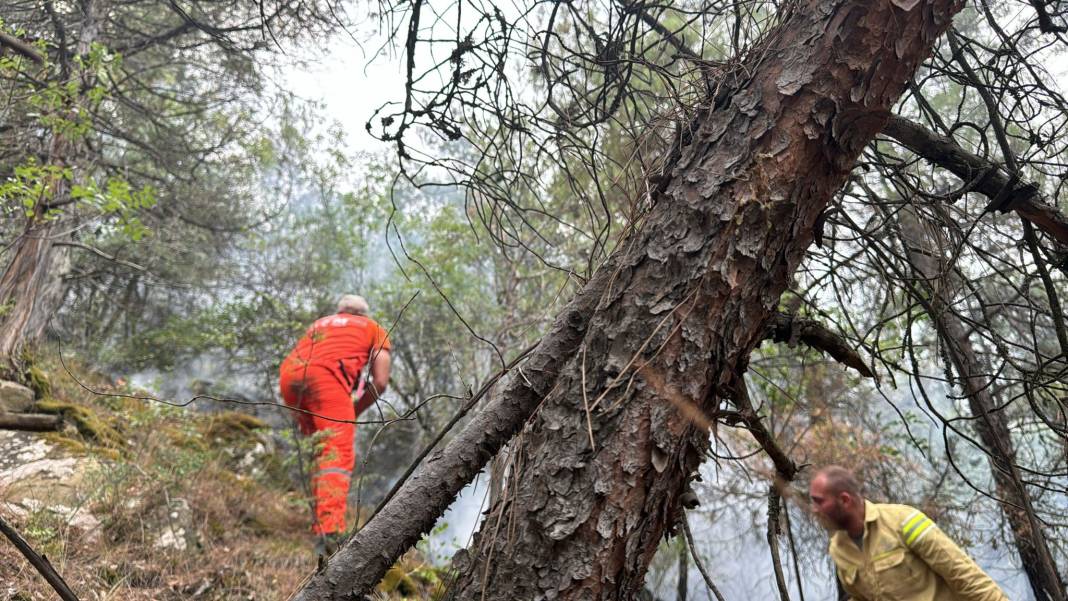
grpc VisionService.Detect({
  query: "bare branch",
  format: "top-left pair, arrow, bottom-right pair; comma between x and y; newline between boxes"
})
682,511 -> 727,601
52,241 -> 148,272
882,115 -> 1068,247
0,512 -> 81,601
0,30 -> 44,63
1029,0 -> 1067,33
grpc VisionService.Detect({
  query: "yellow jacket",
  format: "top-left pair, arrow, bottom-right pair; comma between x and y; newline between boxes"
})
829,501 -> 1009,601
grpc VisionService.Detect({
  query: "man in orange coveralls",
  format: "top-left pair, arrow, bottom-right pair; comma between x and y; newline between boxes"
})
280,294 -> 391,554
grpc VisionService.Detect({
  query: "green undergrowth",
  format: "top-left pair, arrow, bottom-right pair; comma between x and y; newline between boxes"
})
1,350 -> 451,600
1,351 -> 316,600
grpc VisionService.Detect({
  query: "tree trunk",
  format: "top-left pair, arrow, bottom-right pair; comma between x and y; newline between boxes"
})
895,206 -> 1066,601
0,0 -> 97,375
0,219 -> 71,374
292,2 -> 962,599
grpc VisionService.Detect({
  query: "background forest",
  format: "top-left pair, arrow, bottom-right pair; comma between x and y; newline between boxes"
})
1,0 -> 1066,600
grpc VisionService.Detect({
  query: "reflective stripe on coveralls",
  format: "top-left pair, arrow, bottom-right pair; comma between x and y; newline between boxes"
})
280,363 -> 357,535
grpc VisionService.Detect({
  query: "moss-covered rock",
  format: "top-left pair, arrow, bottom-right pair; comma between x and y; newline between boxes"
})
0,380 -> 34,413
41,432 -> 121,460
202,411 -> 267,443
24,364 -> 51,399
36,399 -> 125,448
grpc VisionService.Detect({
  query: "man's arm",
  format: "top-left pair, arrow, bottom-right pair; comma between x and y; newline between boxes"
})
354,349 -> 391,417
900,512 -> 1009,601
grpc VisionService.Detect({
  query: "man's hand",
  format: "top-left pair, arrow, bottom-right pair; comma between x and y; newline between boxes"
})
354,349 -> 391,417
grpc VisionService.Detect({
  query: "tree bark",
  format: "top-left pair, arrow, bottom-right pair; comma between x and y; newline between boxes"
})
292,1 -> 962,599
895,206 -> 1066,601
0,219 -> 71,374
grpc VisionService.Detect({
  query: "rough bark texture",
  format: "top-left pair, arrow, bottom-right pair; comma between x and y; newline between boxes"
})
292,2 -> 962,599
291,260 -> 617,601
883,115 -> 1068,247
896,207 -> 1066,601
441,2 -> 961,600
0,220 -> 72,374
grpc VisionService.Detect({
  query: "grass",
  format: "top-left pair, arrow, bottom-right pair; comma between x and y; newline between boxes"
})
1,350 -> 449,600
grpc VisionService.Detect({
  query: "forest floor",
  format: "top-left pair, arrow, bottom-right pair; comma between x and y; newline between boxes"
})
0,351 -> 443,600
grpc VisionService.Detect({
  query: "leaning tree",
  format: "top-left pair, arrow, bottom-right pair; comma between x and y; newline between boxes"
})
292,0 -> 972,599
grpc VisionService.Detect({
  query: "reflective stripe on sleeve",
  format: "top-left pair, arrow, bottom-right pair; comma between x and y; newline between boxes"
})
315,467 -> 353,479
908,519 -> 935,544
902,512 -> 934,545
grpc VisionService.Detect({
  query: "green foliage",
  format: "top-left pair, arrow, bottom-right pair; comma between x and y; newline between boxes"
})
0,160 -> 70,218
25,46 -> 118,138
0,158 -> 155,237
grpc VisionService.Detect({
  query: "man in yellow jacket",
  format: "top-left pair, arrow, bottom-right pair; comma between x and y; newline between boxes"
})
809,465 -> 1009,601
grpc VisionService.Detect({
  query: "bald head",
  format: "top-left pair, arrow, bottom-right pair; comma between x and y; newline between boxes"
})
337,294 -> 370,316
814,465 -> 862,499
809,465 -> 866,533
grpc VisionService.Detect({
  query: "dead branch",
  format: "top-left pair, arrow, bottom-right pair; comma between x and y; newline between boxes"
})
0,413 -> 63,431
882,115 -> 1068,247
767,486 -> 791,601
1028,0 -> 1067,33
0,512 -> 81,601
0,31 -> 45,64
728,378 -> 799,482
681,511 -> 726,601
763,312 -> 875,378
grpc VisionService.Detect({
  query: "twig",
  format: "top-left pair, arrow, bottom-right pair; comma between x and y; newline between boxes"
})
366,342 -> 538,524
52,241 -> 148,273
681,511 -> 726,601
0,512 -> 81,601
580,346 -> 596,451
781,499 -> 806,601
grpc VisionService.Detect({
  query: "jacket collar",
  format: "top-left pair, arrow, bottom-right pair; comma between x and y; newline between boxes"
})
829,499 -> 878,565
863,499 -> 879,524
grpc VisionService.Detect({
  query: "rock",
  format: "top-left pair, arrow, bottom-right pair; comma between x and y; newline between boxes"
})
1,499 -> 101,541
0,380 -> 34,413
153,497 -> 198,552
0,431 -> 104,543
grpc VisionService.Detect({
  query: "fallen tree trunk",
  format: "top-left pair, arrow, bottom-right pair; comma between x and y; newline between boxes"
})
0,413 -> 63,431
291,1 -> 963,599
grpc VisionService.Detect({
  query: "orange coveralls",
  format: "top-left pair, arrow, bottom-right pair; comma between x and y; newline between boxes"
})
279,313 -> 390,535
